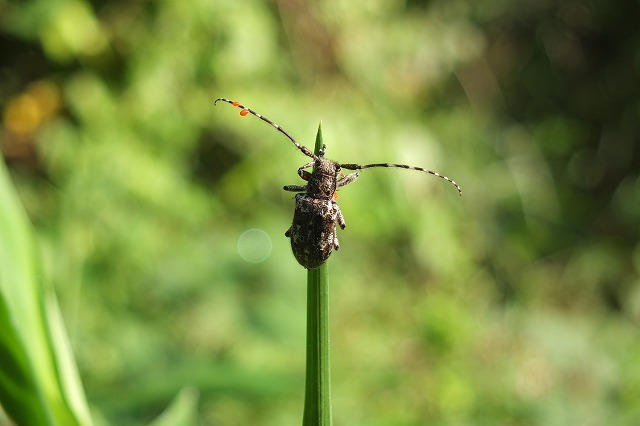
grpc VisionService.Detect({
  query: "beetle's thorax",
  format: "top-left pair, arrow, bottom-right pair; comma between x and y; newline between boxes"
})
307,158 -> 340,199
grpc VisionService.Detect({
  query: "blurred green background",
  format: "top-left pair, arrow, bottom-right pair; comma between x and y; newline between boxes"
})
1,0 -> 639,424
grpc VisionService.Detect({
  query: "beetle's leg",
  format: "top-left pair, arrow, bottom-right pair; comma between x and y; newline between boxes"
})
297,162 -> 314,181
334,202 -> 346,230
284,184 -> 307,192
337,172 -> 359,188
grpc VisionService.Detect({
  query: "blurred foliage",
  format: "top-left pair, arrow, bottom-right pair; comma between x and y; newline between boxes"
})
0,0 -> 639,424
0,152 -> 91,426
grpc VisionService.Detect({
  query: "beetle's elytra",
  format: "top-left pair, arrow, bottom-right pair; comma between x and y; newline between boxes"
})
215,98 -> 461,269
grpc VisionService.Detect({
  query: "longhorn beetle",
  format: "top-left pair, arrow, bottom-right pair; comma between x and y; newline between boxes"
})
215,98 -> 461,269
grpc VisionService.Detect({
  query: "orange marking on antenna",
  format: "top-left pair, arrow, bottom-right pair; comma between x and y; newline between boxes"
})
232,101 -> 240,107
240,109 -> 249,116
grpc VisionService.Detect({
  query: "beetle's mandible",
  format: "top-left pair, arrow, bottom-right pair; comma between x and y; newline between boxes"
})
215,98 -> 462,269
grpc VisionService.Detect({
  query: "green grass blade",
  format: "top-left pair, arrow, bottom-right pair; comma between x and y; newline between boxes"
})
0,156 -> 92,425
302,123 -> 332,426
148,387 -> 200,426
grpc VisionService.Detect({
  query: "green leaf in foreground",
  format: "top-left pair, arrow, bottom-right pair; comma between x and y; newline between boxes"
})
0,156 -> 92,425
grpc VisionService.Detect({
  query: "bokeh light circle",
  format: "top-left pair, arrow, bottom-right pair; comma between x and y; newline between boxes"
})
237,228 -> 273,263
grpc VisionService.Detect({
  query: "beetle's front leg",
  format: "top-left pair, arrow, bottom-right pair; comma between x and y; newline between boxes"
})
337,172 -> 359,188
297,161 -> 314,181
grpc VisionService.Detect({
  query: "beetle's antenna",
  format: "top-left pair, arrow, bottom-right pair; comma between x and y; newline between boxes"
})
339,162 -> 462,195
215,98 -> 317,160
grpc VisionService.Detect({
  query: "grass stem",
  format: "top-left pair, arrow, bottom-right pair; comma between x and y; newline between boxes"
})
302,123 -> 332,426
